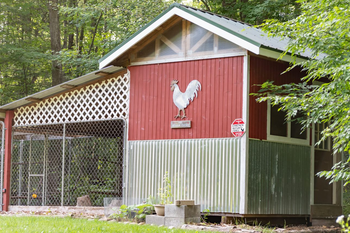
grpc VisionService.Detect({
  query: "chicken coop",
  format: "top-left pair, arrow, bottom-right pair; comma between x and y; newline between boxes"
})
0,3 -> 342,224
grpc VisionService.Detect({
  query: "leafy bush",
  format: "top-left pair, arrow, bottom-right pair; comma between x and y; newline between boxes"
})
110,203 -> 154,222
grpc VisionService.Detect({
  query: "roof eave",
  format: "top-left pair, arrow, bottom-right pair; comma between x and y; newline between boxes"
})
0,66 -> 125,111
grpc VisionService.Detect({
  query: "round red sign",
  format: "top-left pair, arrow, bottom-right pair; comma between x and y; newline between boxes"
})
231,118 -> 245,137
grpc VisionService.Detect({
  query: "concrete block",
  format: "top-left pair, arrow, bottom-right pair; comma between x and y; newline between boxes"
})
146,215 -> 165,225
175,200 -> 195,206
164,217 -> 201,227
165,204 -> 200,218
312,218 -> 337,227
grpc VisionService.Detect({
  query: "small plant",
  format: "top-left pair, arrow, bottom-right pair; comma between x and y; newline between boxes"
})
201,209 -> 211,223
158,171 -> 173,205
336,214 -> 350,232
110,203 -> 154,222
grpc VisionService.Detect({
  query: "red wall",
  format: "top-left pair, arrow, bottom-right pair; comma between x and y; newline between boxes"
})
249,56 -> 307,140
128,57 -> 244,140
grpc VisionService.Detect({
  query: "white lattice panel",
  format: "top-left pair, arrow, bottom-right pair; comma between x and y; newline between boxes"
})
14,71 -> 130,126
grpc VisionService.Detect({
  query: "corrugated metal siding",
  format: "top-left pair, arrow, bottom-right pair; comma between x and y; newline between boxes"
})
127,138 -> 242,213
249,56 -> 307,140
248,140 -> 310,215
128,57 -> 243,140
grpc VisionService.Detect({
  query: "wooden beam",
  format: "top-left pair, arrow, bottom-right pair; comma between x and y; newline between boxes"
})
3,110 -> 14,211
160,35 -> 181,54
214,34 -> 219,52
25,97 -> 41,102
182,19 -> 186,55
191,31 -> 213,53
130,16 -> 182,55
95,71 -> 110,76
60,84 -> 77,89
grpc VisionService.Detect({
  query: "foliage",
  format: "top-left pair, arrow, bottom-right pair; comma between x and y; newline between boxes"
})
158,171 -> 173,205
0,0 -> 179,105
256,0 -> 350,183
191,0 -> 301,24
0,216 -> 204,233
112,203 -> 154,222
201,208 -> 211,222
336,215 -> 350,232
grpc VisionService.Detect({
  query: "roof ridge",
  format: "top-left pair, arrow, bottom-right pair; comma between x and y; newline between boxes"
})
176,3 -> 254,27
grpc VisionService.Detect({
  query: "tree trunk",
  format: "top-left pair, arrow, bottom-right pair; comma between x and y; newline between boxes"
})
48,0 -> 63,86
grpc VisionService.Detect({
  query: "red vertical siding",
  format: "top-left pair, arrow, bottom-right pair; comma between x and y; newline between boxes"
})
249,56 -> 307,140
129,57 -> 244,140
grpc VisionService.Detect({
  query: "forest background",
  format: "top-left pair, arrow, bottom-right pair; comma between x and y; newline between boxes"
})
0,0 -> 301,105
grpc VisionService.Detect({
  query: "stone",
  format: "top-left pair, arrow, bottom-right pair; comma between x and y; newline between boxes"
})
98,217 -> 108,221
164,217 -> 200,227
108,199 -> 122,207
76,195 -> 91,206
146,215 -> 165,226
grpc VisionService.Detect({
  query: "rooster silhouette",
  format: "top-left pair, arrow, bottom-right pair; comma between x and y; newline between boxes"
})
170,80 -> 201,119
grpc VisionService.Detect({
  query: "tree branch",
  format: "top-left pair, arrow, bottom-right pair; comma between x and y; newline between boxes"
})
88,11 -> 103,55
200,0 -> 211,11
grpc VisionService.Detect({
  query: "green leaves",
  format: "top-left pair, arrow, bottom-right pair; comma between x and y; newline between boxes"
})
259,0 -> 350,184
0,0 -> 174,104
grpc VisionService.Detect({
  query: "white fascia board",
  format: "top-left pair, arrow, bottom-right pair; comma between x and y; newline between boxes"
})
99,9 -> 179,69
99,7 -> 261,69
173,8 -> 260,55
239,55 -> 250,214
259,47 -> 307,63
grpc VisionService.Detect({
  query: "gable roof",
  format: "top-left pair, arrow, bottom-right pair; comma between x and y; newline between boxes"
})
99,3 -> 310,69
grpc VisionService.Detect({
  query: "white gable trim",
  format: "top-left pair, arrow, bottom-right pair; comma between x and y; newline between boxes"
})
99,8 -> 180,69
99,7 -> 261,69
173,8 -> 260,54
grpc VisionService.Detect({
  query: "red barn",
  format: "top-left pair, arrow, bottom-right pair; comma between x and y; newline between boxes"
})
0,3 -> 342,225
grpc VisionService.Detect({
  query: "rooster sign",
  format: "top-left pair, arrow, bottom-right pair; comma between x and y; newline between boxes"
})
170,80 -> 201,119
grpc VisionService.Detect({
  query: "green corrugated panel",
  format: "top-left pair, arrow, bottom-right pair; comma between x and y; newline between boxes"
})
248,140 -> 310,215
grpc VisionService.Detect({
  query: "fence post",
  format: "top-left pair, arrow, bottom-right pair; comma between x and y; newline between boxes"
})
61,123 -> 66,206
3,110 -> 14,211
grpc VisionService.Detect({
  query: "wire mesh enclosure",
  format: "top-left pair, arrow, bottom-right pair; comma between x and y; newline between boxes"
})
10,119 -> 126,206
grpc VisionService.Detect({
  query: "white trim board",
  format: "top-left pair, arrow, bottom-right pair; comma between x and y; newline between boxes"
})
239,54 -> 250,214
130,52 -> 247,66
266,100 -> 310,146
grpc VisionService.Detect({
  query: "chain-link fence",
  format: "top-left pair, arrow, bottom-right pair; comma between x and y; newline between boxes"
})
10,119 -> 125,206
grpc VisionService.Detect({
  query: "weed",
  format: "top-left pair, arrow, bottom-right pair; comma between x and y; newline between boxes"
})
158,171 -> 173,205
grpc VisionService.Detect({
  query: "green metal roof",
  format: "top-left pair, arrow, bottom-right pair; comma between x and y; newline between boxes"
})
99,3 -> 309,68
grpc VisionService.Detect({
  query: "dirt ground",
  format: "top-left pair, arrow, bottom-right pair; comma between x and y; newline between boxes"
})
0,210 -> 342,233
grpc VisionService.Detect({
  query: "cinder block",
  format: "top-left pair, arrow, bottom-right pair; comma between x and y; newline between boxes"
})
164,217 -> 201,227
165,204 -> 200,218
146,215 -> 165,225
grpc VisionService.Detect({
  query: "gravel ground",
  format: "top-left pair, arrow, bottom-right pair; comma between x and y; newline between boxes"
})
0,210 -> 342,233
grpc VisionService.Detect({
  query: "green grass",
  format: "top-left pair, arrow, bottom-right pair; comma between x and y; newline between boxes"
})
0,216 -> 208,233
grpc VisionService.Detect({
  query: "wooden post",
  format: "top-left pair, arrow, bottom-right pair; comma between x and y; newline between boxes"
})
3,110 -> 14,211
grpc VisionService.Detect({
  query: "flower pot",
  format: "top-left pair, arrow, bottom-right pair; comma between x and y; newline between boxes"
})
154,204 -> 165,216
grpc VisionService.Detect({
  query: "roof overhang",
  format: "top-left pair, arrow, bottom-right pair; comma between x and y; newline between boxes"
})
0,66 -> 124,112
